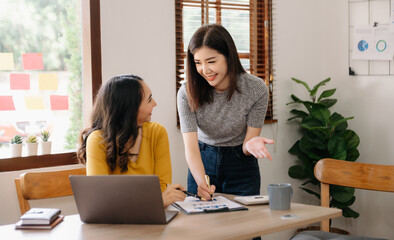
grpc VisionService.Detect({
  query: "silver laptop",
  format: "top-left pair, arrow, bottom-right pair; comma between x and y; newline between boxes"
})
69,175 -> 178,224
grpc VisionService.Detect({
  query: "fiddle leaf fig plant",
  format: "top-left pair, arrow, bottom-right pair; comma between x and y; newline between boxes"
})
287,77 -> 360,219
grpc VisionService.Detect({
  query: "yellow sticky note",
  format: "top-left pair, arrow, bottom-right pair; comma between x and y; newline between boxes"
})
0,53 -> 15,70
38,73 -> 58,90
24,96 -> 45,110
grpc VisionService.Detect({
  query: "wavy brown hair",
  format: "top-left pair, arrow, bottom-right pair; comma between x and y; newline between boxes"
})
77,74 -> 144,173
186,24 -> 246,111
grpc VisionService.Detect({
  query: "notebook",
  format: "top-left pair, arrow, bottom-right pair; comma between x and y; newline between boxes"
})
69,175 -> 178,224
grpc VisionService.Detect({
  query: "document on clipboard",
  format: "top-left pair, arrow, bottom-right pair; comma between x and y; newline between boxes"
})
172,196 -> 248,214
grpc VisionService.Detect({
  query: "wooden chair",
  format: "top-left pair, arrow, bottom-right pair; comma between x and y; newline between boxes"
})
291,158 -> 393,240
315,158 -> 394,232
14,167 -> 86,215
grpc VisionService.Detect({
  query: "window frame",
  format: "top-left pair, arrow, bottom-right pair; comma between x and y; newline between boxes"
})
0,0 -> 102,172
175,0 -> 276,125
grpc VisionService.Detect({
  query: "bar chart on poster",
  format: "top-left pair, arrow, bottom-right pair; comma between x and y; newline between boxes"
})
349,0 -> 394,76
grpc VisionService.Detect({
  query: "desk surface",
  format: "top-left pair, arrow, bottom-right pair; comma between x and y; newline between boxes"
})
0,201 -> 341,240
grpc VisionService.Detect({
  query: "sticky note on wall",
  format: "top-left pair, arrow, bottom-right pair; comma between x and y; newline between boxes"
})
50,95 -> 68,110
24,96 -> 45,110
10,73 -> 30,90
0,96 -> 16,111
0,53 -> 15,70
39,73 -> 58,90
23,53 -> 44,70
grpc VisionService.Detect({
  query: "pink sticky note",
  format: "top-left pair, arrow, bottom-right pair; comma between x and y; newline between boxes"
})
0,96 -> 16,111
22,53 -> 44,70
50,95 -> 69,110
10,74 -> 30,90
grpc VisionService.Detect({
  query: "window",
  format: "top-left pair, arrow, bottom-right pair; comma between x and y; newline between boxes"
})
0,0 -> 102,171
175,0 -> 275,124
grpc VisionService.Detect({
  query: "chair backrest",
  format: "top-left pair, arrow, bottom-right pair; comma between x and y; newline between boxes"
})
314,158 -> 394,232
14,167 -> 86,215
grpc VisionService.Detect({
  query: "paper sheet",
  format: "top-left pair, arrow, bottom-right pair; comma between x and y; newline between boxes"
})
10,74 -> 30,90
23,53 -> 44,70
0,53 -> 14,70
173,196 -> 245,214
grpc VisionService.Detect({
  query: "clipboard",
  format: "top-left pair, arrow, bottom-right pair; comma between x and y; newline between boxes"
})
171,196 -> 248,215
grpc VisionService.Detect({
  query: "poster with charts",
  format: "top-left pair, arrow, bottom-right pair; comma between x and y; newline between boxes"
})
352,25 -> 394,60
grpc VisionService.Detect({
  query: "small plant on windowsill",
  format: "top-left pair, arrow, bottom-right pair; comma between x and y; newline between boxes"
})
25,135 -> 38,156
40,130 -> 51,142
11,134 -> 23,145
10,134 -> 23,157
40,130 -> 52,155
26,135 -> 38,144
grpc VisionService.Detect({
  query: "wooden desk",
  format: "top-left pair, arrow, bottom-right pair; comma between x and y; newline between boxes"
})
0,203 -> 341,240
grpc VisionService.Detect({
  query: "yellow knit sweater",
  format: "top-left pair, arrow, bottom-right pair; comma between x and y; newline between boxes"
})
86,122 -> 171,192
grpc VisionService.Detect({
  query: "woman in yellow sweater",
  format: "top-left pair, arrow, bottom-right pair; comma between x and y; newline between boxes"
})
77,74 -> 186,207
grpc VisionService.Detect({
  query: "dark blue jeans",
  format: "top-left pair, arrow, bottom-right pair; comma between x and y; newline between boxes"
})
187,141 -> 261,196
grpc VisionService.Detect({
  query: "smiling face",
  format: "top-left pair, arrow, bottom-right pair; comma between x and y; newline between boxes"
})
137,81 -> 157,126
193,46 -> 229,92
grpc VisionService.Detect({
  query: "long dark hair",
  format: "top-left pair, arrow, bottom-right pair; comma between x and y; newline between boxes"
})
186,24 -> 245,111
77,74 -> 144,173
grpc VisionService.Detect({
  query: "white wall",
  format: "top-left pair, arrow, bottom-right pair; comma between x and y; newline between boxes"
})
0,1 -> 392,239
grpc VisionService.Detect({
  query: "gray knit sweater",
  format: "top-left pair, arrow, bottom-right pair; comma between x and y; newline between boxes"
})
177,73 -> 268,146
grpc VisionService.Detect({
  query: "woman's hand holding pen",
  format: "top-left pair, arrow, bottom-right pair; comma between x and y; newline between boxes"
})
162,184 -> 186,208
244,136 -> 274,161
197,181 -> 216,201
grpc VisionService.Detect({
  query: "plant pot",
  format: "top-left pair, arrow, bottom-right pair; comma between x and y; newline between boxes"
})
40,141 -> 52,155
295,225 -> 350,235
26,143 -> 38,156
10,143 -> 23,157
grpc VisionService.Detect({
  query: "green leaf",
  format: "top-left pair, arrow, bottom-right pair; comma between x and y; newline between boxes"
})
288,165 -> 307,179
310,105 -> 330,125
301,116 -> 325,129
331,196 -> 356,208
292,78 -> 311,92
301,132 -> 326,150
327,135 -> 347,160
330,117 -> 353,133
329,112 -> 348,132
299,187 -> 320,199
346,148 -> 360,162
342,206 -> 360,218
290,94 -> 301,102
289,109 -> 309,120
310,78 -> 331,97
344,130 -> 360,150
299,136 -> 325,160
319,99 -> 337,108
331,186 -> 355,203
317,89 -> 336,102
288,141 -> 301,155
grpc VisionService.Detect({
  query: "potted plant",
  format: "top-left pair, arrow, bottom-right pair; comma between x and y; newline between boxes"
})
287,77 -> 361,225
10,134 -> 23,157
25,135 -> 38,156
40,130 -> 52,155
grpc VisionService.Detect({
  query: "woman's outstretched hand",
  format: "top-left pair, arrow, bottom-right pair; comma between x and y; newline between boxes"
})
244,137 -> 275,160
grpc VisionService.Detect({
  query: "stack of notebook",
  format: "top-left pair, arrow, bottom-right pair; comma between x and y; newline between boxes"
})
15,208 -> 64,230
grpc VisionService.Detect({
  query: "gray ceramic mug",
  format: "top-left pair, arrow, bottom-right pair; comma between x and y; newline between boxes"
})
267,183 -> 293,210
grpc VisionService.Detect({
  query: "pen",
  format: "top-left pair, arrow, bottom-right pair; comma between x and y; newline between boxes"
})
176,188 -> 206,201
205,175 -> 213,199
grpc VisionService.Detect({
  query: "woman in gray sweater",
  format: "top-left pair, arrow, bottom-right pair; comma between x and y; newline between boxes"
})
177,24 -> 274,201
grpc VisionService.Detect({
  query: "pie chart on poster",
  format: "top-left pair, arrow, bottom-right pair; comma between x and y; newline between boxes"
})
358,40 -> 368,52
